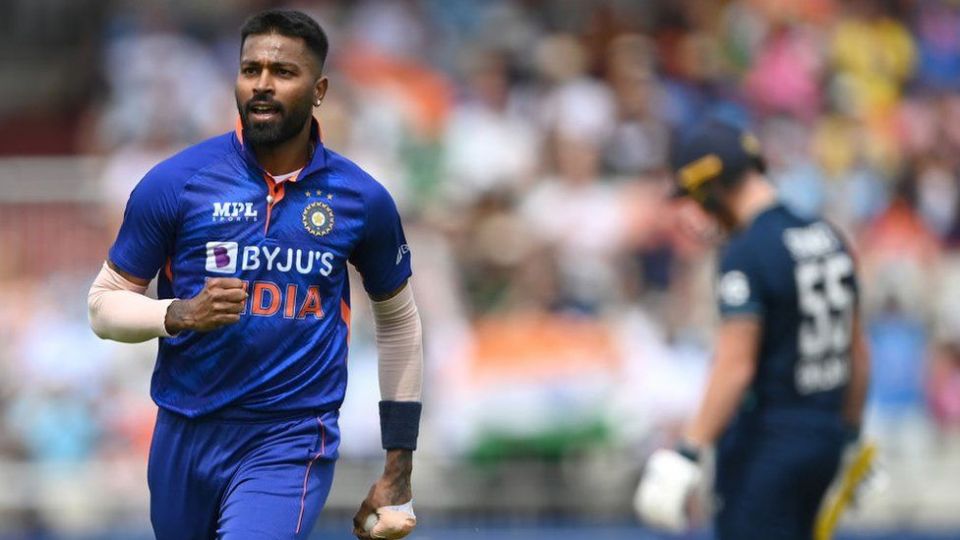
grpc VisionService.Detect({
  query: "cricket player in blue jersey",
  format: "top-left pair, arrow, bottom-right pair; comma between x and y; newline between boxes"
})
88,10 -> 422,540
634,121 -> 872,539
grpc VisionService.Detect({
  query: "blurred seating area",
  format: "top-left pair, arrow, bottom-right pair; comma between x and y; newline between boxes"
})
1,0 -> 960,534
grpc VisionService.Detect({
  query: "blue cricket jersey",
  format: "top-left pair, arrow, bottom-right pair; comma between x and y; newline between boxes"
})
109,120 -> 412,418
716,204 -> 858,420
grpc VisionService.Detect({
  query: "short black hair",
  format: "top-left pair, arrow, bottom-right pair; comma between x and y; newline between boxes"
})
240,9 -> 329,71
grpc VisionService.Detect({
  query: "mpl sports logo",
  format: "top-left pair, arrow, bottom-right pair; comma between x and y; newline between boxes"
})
212,202 -> 258,222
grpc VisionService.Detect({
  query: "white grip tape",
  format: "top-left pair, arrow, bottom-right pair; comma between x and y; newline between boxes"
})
363,500 -> 416,539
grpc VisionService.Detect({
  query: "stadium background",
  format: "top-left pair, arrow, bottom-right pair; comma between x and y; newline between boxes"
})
1,0 -> 959,538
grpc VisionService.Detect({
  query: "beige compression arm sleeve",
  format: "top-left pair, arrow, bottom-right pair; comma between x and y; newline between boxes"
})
88,262 -> 175,343
371,283 -> 423,401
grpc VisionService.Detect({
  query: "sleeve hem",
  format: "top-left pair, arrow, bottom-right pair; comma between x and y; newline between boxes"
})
107,250 -> 158,282
719,308 -> 763,320
363,270 -> 413,298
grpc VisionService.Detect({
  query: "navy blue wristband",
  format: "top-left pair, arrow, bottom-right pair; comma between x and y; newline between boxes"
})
379,401 -> 422,450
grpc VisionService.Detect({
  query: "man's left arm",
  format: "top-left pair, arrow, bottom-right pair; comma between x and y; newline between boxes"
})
352,281 -> 423,539
684,317 -> 760,448
634,317 -> 760,532
636,246 -> 763,532
686,251 -> 765,450
348,178 -> 421,539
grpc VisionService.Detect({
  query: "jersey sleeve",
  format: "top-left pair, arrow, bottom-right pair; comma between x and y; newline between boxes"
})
716,241 -> 764,318
107,166 -> 180,280
350,181 -> 413,296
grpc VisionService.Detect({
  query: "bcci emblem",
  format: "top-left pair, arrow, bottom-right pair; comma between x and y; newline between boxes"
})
302,201 -> 335,237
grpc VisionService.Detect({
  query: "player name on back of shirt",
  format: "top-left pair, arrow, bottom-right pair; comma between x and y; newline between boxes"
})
783,222 -> 842,260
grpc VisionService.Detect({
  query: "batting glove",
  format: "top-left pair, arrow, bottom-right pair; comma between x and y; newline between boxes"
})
634,445 -> 702,532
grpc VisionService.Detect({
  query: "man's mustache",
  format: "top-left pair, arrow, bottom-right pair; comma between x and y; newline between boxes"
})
244,95 -> 284,114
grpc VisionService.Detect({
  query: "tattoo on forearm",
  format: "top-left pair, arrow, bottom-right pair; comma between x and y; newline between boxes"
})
383,450 -> 413,499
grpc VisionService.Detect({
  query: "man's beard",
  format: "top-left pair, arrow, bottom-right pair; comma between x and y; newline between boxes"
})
237,93 -> 313,148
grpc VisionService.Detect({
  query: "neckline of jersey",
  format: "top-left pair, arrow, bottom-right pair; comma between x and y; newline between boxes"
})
268,168 -> 304,184
232,117 -> 328,180
742,201 -> 785,232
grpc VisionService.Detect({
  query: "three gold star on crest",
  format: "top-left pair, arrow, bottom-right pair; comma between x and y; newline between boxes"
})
304,190 -> 334,200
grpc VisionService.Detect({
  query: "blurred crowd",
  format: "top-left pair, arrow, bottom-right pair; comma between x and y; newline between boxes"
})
2,0 -> 960,517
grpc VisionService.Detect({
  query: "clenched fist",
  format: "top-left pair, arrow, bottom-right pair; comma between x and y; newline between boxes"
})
164,278 -> 248,334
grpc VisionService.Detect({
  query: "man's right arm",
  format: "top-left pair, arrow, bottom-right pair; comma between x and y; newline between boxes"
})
88,260 -> 176,343
92,155 -> 251,342
843,308 -> 870,432
88,260 -> 247,342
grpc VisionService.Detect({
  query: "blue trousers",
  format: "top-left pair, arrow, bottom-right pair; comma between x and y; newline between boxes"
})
714,412 -> 845,540
148,408 -> 340,540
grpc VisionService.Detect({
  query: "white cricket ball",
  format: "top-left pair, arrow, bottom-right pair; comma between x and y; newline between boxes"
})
363,512 -> 379,533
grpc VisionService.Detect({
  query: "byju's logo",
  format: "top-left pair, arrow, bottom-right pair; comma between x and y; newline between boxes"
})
204,242 -> 335,276
212,202 -> 258,222
396,244 -> 410,265
206,242 -> 238,273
